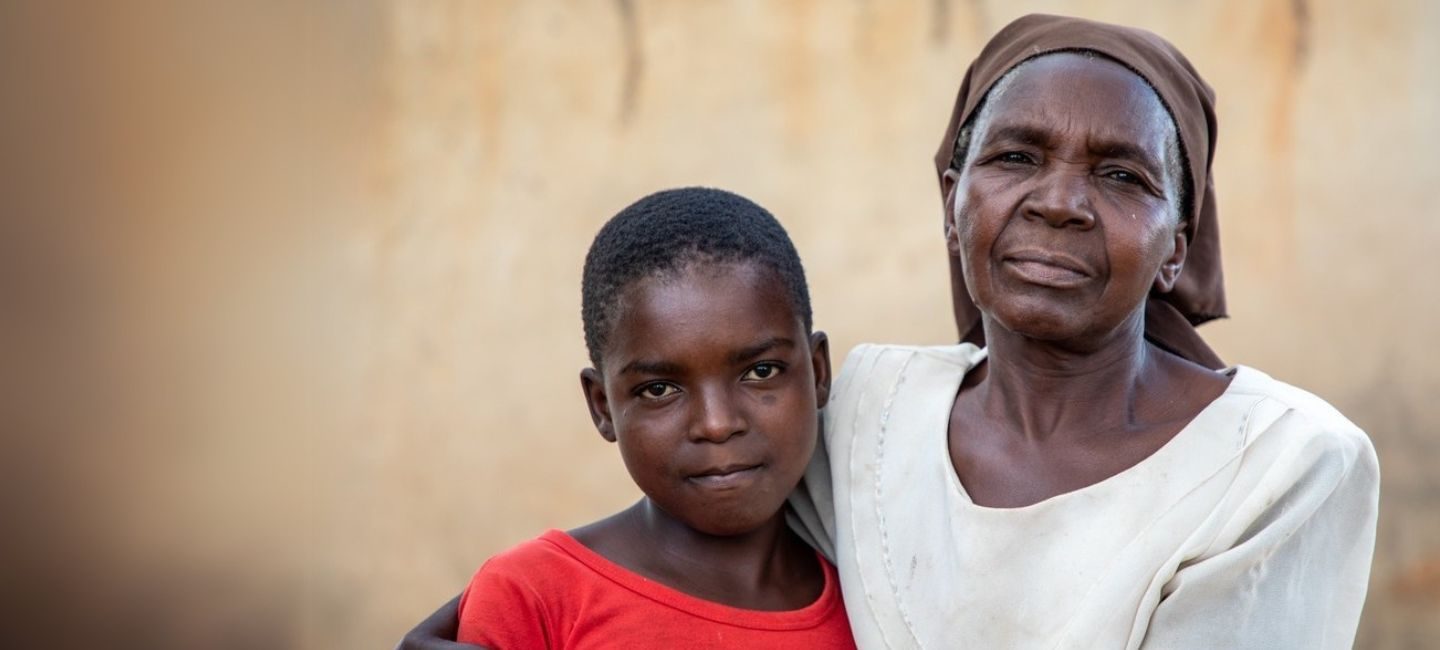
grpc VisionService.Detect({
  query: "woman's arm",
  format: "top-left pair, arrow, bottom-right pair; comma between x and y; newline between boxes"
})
1139,420 -> 1380,649
396,595 -> 486,650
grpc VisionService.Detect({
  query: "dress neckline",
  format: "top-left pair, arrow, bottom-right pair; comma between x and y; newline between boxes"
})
937,344 -> 1249,513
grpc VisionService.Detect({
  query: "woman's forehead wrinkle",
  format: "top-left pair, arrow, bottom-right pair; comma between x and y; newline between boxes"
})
985,78 -> 1165,156
1091,112 -> 1170,160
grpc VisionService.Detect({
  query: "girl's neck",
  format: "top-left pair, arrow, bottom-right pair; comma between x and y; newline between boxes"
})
573,499 -> 820,611
626,498 -> 800,585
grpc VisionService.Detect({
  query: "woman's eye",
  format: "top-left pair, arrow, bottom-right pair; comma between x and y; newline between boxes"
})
638,383 -> 678,399
742,363 -> 783,381
1105,169 -> 1142,184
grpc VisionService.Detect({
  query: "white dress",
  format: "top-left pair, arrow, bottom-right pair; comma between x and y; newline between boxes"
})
787,343 -> 1379,650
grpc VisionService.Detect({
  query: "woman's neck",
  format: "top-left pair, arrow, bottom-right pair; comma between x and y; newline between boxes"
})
974,312 -> 1156,441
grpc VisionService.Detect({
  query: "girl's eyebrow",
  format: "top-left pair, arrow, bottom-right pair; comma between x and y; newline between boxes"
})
729,337 -> 795,364
617,337 -> 796,375
618,359 -> 684,376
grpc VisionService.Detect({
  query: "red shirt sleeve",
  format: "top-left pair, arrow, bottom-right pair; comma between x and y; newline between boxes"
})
457,556 -> 557,649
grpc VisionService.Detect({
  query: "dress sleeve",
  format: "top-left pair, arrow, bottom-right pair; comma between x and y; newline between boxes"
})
786,343 -> 874,562
786,420 -> 838,561
1138,412 -> 1380,650
456,558 -> 556,649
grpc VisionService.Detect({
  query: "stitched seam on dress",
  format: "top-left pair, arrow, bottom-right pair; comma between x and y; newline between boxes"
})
847,346 -> 898,647
1133,399 -> 1258,647
872,350 -> 926,650
1237,395 -> 1266,450
1054,396 -> 1261,647
1226,407 -> 1356,568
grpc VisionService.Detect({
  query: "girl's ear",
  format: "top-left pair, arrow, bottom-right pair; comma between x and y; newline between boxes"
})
1153,225 -> 1189,294
809,331 -> 832,409
580,367 -> 616,442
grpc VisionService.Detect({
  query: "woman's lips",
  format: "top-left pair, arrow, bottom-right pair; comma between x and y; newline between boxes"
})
1001,251 -> 1093,288
687,464 -> 764,490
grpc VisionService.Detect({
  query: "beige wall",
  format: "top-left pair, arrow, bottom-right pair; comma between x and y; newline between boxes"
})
4,1 -> 1437,648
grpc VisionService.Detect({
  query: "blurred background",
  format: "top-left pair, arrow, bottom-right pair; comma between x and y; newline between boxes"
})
1,1 -> 1436,648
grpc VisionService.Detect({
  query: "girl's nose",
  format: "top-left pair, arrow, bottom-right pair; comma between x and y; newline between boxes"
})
689,384 -> 746,444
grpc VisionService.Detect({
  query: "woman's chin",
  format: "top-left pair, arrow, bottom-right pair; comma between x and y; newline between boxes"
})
988,305 -> 1089,342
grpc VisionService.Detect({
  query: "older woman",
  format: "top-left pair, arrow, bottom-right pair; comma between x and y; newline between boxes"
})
404,14 -> 1378,649
783,14 -> 1378,648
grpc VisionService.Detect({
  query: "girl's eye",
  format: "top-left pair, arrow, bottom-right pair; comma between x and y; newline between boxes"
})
742,363 -> 783,382
637,383 -> 678,399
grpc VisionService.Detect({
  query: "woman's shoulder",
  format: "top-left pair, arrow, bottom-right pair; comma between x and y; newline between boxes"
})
1226,366 -> 1376,469
827,342 -> 982,407
838,342 -> 985,375
821,343 -> 982,446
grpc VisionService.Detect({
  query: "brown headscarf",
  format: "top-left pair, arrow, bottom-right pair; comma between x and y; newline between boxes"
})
935,14 -> 1227,369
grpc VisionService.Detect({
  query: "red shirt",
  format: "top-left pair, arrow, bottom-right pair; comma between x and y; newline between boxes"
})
457,529 -> 855,649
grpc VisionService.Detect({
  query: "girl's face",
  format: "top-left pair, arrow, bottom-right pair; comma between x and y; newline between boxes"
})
946,53 -> 1187,346
581,261 -> 830,536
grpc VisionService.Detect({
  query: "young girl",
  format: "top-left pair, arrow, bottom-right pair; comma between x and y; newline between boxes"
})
453,188 -> 854,648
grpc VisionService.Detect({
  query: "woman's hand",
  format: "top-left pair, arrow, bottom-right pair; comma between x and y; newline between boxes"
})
395,595 -> 489,650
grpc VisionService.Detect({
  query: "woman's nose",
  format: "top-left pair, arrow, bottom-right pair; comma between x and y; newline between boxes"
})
1022,167 -> 1096,229
689,384 -> 746,444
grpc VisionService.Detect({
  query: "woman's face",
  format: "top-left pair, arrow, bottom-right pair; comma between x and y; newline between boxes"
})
946,53 -> 1187,345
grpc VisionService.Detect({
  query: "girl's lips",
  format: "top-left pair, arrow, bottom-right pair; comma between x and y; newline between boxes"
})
687,464 -> 764,490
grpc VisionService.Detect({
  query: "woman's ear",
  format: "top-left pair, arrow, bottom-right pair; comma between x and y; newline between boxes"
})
579,367 -> 617,442
1153,224 -> 1189,293
942,168 -> 964,256
809,331 -> 832,409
